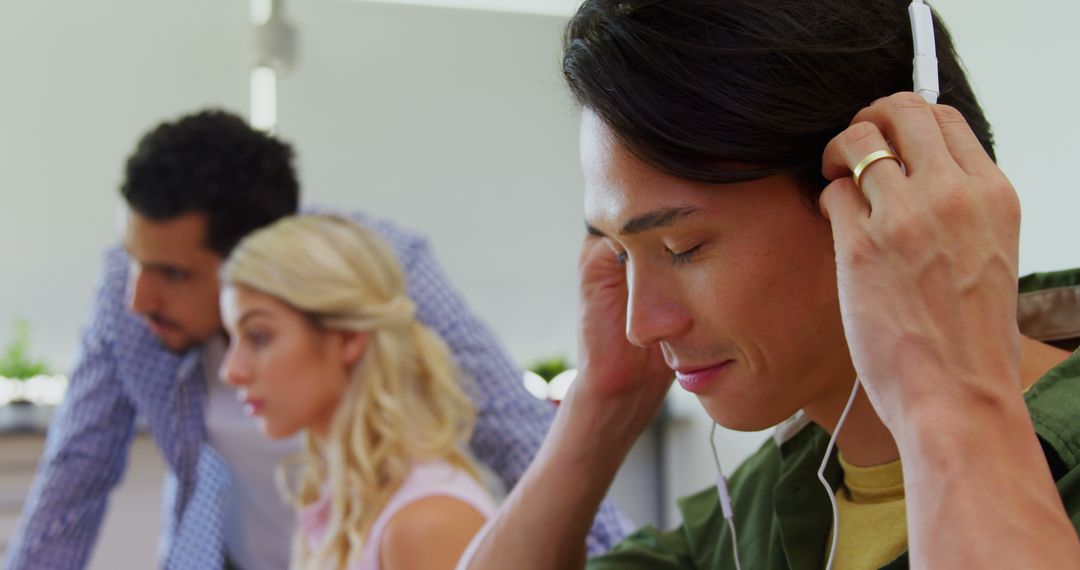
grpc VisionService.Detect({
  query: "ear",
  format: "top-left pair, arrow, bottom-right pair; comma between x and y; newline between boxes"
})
339,330 -> 369,368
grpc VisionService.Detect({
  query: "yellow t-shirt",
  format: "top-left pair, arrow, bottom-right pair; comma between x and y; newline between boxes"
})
827,382 -> 1040,569
831,454 -> 907,569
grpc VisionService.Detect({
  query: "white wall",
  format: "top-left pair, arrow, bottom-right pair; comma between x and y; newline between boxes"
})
277,1 -> 583,366
934,1 -> 1080,275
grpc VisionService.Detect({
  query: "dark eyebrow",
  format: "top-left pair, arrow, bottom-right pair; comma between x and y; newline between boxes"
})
620,207 -> 699,235
586,223 -> 606,237
146,263 -> 193,276
123,247 -> 194,276
585,206 -> 700,238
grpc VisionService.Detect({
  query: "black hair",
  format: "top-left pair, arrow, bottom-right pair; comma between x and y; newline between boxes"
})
120,109 -> 300,256
563,0 -> 994,198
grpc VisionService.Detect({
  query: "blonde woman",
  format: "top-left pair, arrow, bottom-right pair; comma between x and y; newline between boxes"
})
218,214 -> 494,570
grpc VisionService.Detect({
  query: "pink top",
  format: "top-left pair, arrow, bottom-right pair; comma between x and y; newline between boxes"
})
298,461 -> 497,570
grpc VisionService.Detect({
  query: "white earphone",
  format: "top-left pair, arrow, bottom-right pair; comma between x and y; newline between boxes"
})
909,0 -> 940,105
712,3 -> 939,569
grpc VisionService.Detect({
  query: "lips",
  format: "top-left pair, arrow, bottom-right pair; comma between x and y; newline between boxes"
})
673,360 -> 734,394
145,315 -> 179,336
239,394 -> 266,416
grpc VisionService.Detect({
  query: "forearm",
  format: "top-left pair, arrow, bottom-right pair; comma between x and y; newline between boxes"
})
6,299 -> 136,568
897,392 -> 1080,568
5,402 -> 136,569
463,381 -> 649,570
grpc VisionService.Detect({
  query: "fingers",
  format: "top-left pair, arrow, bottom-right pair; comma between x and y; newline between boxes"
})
929,104 -> 997,176
819,177 -> 869,247
579,233 -> 611,273
822,121 -> 906,208
823,93 -> 1000,213
858,94 -> 994,177
850,92 -> 952,176
579,232 -> 628,291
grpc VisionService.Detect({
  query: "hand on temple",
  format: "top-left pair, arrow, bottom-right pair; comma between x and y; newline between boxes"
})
819,92 -> 1080,568
572,234 -> 673,423
819,92 -> 1023,432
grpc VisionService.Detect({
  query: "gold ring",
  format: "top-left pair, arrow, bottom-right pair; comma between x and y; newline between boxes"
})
852,149 -> 901,190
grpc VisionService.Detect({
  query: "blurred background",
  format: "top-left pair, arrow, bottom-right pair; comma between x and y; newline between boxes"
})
1,0 -> 1078,567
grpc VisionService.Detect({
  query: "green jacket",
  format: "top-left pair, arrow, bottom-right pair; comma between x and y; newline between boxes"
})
588,269 -> 1080,569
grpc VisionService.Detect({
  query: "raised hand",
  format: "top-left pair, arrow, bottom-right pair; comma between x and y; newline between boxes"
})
819,92 -> 1022,432
571,234 -> 673,423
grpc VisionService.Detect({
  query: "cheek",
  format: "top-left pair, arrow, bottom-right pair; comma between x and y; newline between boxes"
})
261,338 -> 345,424
195,283 -> 223,323
166,284 -> 220,331
772,214 -> 841,328
700,214 -> 843,361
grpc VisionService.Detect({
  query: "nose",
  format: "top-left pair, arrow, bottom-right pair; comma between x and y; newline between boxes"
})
220,343 -> 251,388
128,267 -> 158,316
625,265 -> 692,348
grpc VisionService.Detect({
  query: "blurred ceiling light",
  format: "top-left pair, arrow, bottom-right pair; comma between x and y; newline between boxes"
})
250,0 -> 296,131
251,0 -> 273,25
250,66 -> 278,132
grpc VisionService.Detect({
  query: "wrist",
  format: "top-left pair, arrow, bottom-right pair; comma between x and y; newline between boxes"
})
488,385 -> 642,559
878,367 -> 1021,430
552,382 -> 651,471
566,366 -> 668,430
891,383 -> 1033,464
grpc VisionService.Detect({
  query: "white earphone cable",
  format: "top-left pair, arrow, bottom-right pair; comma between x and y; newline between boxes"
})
710,422 -> 743,570
819,377 -> 861,570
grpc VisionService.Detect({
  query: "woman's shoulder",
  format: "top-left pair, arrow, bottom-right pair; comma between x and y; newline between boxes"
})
379,494 -> 488,570
391,460 -> 496,515
374,461 -> 493,569
382,492 -> 489,545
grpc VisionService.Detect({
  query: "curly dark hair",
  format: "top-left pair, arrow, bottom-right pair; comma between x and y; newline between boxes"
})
563,0 -> 994,199
120,109 -> 300,256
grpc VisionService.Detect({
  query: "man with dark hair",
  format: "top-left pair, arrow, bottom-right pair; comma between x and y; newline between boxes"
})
463,0 -> 1080,568
4,110 -> 630,569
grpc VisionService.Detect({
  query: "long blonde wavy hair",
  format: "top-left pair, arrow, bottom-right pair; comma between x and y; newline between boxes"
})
221,214 -> 481,570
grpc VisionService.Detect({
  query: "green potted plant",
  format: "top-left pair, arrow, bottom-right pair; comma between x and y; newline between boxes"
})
529,356 -> 569,383
0,319 -> 50,400
0,320 -> 52,431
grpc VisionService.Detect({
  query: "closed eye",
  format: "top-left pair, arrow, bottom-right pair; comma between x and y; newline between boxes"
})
668,245 -> 701,266
163,267 -> 191,282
